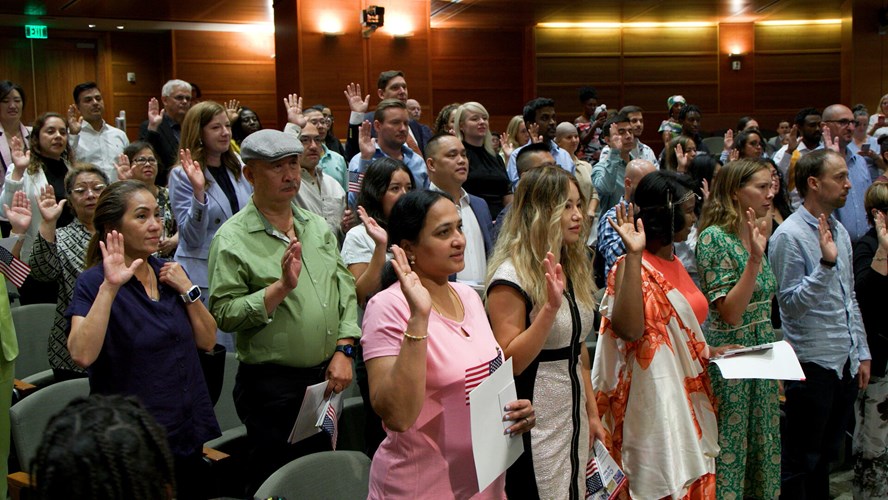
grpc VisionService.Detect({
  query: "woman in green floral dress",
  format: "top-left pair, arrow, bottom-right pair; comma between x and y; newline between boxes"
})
696,158 -> 781,499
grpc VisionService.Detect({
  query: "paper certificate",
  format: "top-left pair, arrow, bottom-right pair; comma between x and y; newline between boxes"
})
469,357 -> 524,492
710,340 -> 805,380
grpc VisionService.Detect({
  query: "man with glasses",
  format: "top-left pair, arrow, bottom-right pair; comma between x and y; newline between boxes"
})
302,106 -> 347,193
592,113 -> 636,219
822,104 -> 873,243
67,82 -> 128,181
139,79 -> 193,186
293,122 -> 349,243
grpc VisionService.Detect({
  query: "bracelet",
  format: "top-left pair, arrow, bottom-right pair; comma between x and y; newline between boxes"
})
403,331 -> 428,341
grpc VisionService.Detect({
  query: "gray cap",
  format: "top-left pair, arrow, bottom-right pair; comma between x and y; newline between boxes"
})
240,129 -> 303,162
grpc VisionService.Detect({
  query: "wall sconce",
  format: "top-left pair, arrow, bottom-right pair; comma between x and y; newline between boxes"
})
728,52 -> 744,71
320,16 -> 344,36
362,5 -> 385,38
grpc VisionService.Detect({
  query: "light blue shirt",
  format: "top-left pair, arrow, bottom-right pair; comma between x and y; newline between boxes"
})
318,145 -> 348,193
590,151 -> 626,219
347,143 -> 427,206
834,150 -> 872,243
846,137 -> 882,184
505,140 -> 575,190
768,205 -> 870,377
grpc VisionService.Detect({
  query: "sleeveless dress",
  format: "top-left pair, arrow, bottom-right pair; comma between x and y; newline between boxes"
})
489,259 -> 595,500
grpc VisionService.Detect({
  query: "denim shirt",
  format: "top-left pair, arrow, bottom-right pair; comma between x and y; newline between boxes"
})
768,206 -> 870,377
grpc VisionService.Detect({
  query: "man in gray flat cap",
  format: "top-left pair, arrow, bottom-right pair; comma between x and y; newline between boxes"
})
207,129 -> 360,495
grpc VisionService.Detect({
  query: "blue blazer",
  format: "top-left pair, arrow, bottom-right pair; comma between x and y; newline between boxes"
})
169,164 -> 253,289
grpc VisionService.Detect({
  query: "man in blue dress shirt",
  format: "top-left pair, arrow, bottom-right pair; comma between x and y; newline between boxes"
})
769,148 -> 871,499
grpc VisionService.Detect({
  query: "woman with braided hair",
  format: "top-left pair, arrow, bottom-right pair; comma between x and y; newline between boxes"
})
32,395 -> 176,500
593,171 -> 740,499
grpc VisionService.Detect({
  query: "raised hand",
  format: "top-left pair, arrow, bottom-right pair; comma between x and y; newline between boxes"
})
821,125 -> 840,152
818,214 -> 838,263
225,99 -> 241,123
10,136 -> 30,176
283,94 -> 305,127
607,122 -> 624,151
542,251 -> 565,311
159,261 -> 193,294
37,185 -> 67,223
66,104 -> 83,135
741,207 -> 767,261
391,244 -> 431,318
722,129 -> 734,152
101,230 -> 142,288
147,97 -> 163,131
358,120 -> 375,159
4,190 -> 32,234
115,153 -> 133,181
528,123 -> 543,144
179,149 -> 206,201
875,210 -> 888,251
500,132 -> 514,158
728,148 -> 740,163
343,83 -> 370,114
701,178 -> 710,202
357,205 -> 387,246
675,143 -> 691,172
280,237 -> 303,290
786,124 -> 800,151
608,202 -> 645,254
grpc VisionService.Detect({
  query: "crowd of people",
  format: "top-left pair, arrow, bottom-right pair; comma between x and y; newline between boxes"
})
0,72 -> 887,500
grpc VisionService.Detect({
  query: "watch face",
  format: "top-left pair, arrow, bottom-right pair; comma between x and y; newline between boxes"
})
187,286 -> 201,301
338,345 -> 355,357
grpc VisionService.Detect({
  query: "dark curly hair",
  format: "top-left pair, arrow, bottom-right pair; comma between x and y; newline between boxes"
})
31,395 -> 175,500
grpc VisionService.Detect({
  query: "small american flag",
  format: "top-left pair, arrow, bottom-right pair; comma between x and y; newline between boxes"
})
0,245 -> 30,288
586,456 -> 604,497
464,348 -> 503,405
320,401 -> 338,450
348,170 -> 364,194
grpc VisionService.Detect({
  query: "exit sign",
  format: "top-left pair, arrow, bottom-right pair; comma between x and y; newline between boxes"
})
25,25 -> 47,39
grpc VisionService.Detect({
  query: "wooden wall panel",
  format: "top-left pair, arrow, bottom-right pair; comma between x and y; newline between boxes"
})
537,57 -> 621,84
755,82 -> 841,111
622,27 -> 718,53
535,28 -> 621,54
755,53 -> 841,82
108,32 -> 170,140
755,24 -> 842,52
623,55 -> 717,83
430,27 -> 528,132
172,30 -> 277,130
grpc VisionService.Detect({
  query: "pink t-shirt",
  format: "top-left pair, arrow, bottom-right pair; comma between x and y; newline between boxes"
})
362,281 -> 507,500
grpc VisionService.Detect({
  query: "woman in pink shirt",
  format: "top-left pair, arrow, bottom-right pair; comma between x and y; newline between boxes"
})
362,190 -> 534,499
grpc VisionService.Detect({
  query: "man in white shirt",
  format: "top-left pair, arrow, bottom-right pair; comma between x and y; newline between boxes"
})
425,134 -> 494,283
293,122 -> 349,243
67,82 -> 128,181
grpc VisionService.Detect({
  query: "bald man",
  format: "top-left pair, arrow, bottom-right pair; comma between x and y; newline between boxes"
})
595,158 -> 657,280
822,103 -> 873,243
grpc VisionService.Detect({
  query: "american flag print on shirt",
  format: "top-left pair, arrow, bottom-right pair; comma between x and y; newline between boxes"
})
321,401 -> 338,450
0,245 -> 30,288
586,455 -> 604,498
464,347 -> 503,405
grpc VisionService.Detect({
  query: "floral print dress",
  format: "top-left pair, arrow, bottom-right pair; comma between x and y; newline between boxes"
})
696,225 -> 781,500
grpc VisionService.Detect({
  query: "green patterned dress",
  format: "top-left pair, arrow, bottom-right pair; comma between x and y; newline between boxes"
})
696,225 -> 781,500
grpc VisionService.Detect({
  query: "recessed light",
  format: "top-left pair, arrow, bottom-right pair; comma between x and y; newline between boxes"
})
88,24 -> 96,28
116,25 -> 125,30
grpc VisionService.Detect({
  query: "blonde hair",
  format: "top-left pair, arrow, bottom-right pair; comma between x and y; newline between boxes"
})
453,102 -> 496,156
698,158 -> 770,235
486,166 -> 597,310
505,115 -> 525,150
178,101 -> 241,188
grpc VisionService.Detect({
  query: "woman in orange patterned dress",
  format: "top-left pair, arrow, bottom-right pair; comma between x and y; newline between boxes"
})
592,171 -> 737,499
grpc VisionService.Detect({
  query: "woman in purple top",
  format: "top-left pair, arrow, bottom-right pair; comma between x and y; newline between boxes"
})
66,180 -> 220,499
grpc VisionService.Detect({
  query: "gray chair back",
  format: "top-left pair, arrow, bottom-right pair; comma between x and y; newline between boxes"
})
11,303 -> 55,379
254,450 -> 371,499
10,378 -> 90,471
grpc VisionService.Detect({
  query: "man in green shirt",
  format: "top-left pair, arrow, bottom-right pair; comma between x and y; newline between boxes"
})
208,129 -> 360,495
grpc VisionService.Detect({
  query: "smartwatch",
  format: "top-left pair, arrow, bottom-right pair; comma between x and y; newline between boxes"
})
335,344 -> 356,359
180,285 -> 201,304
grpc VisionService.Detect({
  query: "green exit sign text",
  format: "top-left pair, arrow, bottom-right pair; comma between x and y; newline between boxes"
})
25,25 -> 47,39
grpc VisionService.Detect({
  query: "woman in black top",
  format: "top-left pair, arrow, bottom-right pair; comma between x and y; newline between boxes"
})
453,102 -> 512,220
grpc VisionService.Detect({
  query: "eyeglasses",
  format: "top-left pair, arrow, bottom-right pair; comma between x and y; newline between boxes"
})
133,156 -> 157,165
824,119 -> 856,128
70,184 -> 106,196
747,141 -> 762,147
299,136 -> 322,146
